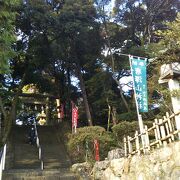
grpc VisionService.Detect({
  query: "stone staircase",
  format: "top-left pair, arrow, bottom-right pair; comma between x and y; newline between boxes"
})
38,126 -> 72,169
2,126 -> 78,180
3,169 -> 77,180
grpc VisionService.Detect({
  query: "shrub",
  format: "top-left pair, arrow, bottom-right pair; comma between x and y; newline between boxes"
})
112,121 -> 153,146
67,126 -> 115,163
117,112 -> 137,122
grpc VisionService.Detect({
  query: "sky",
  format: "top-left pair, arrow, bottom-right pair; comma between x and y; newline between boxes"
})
110,0 -> 115,10
105,0 -> 116,14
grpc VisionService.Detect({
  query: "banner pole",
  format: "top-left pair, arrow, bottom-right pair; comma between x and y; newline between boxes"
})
129,55 -> 144,134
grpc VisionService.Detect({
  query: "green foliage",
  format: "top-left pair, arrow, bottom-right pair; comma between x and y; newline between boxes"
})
147,13 -> 180,64
67,126 -> 115,163
156,13 -> 180,49
117,111 -> 137,122
85,71 -> 124,124
112,121 -> 153,146
0,0 -> 19,74
114,0 -> 178,46
1,0 -> 178,150
112,121 -> 139,142
171,89 -> 180,98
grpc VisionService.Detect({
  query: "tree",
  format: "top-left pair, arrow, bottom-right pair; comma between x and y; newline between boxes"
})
94,1 -> 132,112
146,14 -> 180,114
114,0 -> 179,46
15,0 -> 103,126
0,0 -> 20,144
104,0 -> 180,117
52,0 -> 103,125
0,0 -> 19,74
151,13 -> 180,63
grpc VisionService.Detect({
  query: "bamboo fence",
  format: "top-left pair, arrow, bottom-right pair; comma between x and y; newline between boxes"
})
124,112 -> 180,157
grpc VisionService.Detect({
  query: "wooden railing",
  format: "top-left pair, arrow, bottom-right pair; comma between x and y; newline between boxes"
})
124,112 -> 180,157
33,120 -> 43,170
0,144 -> 6,180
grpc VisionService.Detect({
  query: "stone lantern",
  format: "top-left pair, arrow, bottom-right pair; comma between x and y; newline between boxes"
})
159,62 -> 180,138
159,62 -> 180,83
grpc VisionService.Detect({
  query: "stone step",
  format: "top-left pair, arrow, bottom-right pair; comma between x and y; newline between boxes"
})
13,160 -> 40,169
37,126 -> 72,170
2,168 -> 78,180
5,126 -> 40,170
4,126 -> 76,179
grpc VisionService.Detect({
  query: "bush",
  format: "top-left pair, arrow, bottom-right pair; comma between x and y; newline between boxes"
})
67,126 -> 115,163
117,112 -> 137,122
112,121 -> 153,146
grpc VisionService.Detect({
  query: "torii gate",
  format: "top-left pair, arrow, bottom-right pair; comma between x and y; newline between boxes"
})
18,93 -> 59,125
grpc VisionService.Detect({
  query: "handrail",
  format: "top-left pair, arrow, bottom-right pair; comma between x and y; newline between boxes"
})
124,111 -> 180,157
0,144 -> 7,180
33,120 -> 43,170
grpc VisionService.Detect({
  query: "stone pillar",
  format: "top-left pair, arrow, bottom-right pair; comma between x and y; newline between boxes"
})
168,79 -> 180,138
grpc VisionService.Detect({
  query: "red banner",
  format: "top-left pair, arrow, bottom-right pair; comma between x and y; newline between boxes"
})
60,104 -> 64,119
72,105 -> 78,133
94,139 -> 100,161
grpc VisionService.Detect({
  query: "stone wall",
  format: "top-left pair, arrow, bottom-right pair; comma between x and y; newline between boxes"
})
92,141 -> 180,180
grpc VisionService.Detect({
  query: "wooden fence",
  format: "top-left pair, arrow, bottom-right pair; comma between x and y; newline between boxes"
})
124,112 -> 180,157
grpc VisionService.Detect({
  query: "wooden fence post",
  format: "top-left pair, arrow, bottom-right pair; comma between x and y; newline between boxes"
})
122,112 -> 180,158
166,112 -> 175,141
153,122 -> 159,148
145,125 -> 150,151
127,136 -> 132,155
135,131 -> 140,155
164,116 -> 171,143
124,137 -> 127,157
159,119 -> 167,146
155,119 -> 162,146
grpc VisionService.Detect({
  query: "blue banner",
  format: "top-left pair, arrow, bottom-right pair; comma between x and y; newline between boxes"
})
130,57 -> 148,112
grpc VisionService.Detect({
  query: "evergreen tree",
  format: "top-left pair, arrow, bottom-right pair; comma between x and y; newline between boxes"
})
0,0 -> 20,144
0,0 -> 19,74
114,0 -> 179,46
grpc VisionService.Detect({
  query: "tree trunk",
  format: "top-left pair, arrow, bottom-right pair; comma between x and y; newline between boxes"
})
106,98 -> 111,131
1,73 -> 26,144
0,97 -> 6,118
66,65 -> 71,119
112,106 -> 117,125
76,63 -> 93,126
45,97 -> 50,125
101,11 -> 130,112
